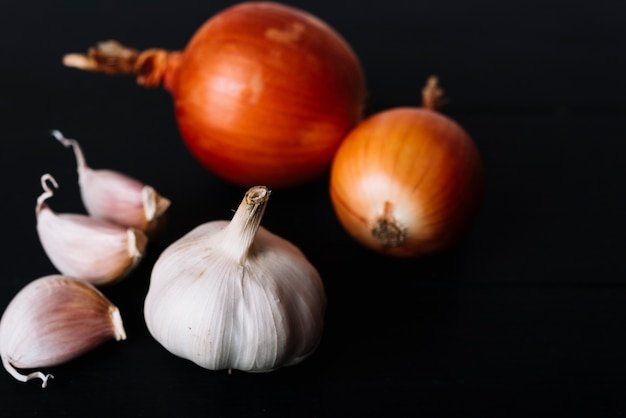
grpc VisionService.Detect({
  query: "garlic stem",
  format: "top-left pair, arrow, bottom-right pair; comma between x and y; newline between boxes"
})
50,130 -> 88,178
36,174 -> 58,214
1,356 -> 53,388
221,186 -> 271,264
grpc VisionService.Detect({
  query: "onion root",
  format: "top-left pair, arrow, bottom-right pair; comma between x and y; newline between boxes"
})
371,201 -> 407,247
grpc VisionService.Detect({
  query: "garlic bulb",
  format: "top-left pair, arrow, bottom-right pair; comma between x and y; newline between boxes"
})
144,186 -> 326,372
51,130 -> 171,233
0,275 -> 126,387
36,173 -> 147,286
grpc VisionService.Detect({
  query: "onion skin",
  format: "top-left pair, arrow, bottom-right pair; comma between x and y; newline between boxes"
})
329,101 -> 484,258
170,2 -> 366,188
63,2 -> 366,189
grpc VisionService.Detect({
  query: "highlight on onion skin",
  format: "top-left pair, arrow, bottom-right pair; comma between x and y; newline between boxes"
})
63,1 -> 367,189
329,77 -> 485,258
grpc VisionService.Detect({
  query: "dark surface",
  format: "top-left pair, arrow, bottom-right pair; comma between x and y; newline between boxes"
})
1,0 -> 626,417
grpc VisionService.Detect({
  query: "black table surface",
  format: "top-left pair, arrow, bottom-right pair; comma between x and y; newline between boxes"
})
1,0 -> 625,417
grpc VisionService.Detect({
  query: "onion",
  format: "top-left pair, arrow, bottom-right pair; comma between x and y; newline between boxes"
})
63,1 -> 366,188
329,77 -> 484,258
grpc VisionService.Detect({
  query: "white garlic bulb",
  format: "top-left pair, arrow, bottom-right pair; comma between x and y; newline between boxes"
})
0,275 -> 126,387
36,173 -> 147,286
51,129 -> 171,233
144,186 -> 326,372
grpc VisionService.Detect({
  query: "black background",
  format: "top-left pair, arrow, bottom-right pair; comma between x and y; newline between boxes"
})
1,0 -> 626,417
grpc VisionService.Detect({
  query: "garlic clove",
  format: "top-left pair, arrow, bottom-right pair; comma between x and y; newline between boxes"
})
51,130 -> 171,233
36,174 -> 148,286
144,186 -> 326,372
0,274 -> 126,388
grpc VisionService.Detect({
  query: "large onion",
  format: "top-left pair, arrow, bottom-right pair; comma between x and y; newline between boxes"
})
64,1 -> 367,188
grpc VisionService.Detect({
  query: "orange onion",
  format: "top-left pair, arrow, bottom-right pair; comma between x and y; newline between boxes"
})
329,77 -> 484,258
63,1 -> 366,188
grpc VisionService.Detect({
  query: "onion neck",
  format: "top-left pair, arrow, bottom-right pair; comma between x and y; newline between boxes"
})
421,75 -> 446,111
221,186 -> 271,264
62,40 -> 182,91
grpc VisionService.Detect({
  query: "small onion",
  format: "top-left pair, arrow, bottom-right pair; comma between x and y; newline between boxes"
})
329,76 -> 484,258
63,1 -> 366,188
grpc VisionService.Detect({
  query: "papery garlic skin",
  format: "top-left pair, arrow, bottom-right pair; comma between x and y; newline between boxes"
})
36,174 -> 147,286
0,275 -> 126,387
79,169 -> 169,233
144,186 -> 326,372
51,130 -> 171,233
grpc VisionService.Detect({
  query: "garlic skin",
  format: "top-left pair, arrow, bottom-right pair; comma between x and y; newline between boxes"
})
0,275 -> 126,387
144,186 -> 326,372
36,174 -> 148,286
51,130 -> 171,233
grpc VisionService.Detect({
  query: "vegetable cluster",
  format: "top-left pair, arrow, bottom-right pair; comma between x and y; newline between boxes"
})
1,1 -> 485,387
